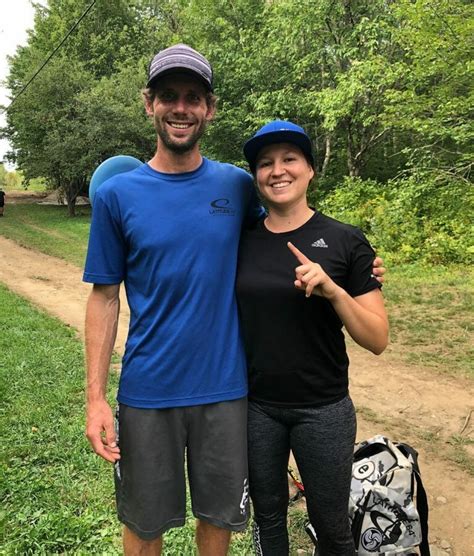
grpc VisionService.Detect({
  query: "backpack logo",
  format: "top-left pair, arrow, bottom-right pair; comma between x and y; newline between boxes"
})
353,460 -> 375,480
361,527 -> 383,551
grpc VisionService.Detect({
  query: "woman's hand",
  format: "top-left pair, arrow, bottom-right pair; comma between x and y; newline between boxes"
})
287,242 -> 341,299
287,242 -> 388,354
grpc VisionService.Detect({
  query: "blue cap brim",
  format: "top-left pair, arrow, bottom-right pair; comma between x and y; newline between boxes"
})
243,130 -> 314,173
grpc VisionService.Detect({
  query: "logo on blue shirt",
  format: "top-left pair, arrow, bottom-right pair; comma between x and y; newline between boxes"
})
209,198 -> 236,216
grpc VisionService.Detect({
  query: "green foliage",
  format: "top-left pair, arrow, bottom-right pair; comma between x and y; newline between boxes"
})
26,176 -> 48,192
386,0 -> 474,179
2,0 -> 161,215
75,62 -> 156,166
0,164 -> 6,187
318,173 -> 473,265
5,54 -> 95,213
4,170 -> 23,190
0,164 -> 23,190
1,0 -> 472,249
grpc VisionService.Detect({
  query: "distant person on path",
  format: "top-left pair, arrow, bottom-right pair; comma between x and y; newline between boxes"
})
0,189 -> 5,216
236,120 -> 389,555
83,46 -> 385,555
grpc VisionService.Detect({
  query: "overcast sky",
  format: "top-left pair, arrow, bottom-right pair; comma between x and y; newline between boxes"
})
0,0 -> 45,168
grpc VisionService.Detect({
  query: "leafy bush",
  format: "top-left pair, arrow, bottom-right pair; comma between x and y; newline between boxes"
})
317,174 -> 473,264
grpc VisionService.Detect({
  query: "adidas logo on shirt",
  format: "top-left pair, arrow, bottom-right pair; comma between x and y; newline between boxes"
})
311,238 -> 328,248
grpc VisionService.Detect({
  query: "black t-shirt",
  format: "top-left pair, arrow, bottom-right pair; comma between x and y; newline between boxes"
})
236,211 -> 381,408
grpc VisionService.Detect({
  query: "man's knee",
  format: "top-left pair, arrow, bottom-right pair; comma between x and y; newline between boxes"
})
195,520 -> 231,555
123,525 -> 162,555
196,519 -> 231,537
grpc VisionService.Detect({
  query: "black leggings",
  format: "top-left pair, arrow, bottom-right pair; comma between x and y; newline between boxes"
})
248,397 -> 356,556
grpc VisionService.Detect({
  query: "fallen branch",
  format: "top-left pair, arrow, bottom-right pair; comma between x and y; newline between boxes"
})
460,409 -> 473,435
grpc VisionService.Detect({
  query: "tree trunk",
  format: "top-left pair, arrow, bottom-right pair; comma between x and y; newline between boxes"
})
347,158 -> 360,178
63,179 -> 83,217
66,195 -> 76,217
321,135 -> 332,177
346,136 -> 360,177
345,119 -> 362,177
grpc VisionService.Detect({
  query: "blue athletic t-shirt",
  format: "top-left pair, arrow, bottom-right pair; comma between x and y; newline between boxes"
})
83,158 -> 264,408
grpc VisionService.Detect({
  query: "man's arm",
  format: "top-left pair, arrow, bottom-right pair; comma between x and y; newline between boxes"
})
85,283 -> 121,463
372,256 -> 386,284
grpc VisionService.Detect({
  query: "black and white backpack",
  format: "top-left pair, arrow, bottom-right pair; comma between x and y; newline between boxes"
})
304,435 -> 430,555
349,435 -> 430,555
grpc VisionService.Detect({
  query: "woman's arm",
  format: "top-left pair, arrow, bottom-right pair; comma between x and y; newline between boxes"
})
287,242 -> 389,355
329,288 -> 388,354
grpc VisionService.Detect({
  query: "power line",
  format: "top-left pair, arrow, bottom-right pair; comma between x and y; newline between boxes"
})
2,0 -> 98,114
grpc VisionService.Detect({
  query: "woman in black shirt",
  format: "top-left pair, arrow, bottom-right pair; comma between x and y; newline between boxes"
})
236,120 -> 389,555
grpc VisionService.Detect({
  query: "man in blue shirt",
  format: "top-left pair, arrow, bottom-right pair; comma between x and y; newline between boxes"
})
84,44 -> 262,555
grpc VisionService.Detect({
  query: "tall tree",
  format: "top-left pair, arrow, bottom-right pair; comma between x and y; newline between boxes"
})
5,56 -> 94,214
386,0 -> 473,181
2,0 -> 159,215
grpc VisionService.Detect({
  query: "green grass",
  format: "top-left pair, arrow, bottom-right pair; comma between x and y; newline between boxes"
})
0,204 -> 91,268
383,264 -> 474,378
0,283 -> 121,553
0,283 -> 310,554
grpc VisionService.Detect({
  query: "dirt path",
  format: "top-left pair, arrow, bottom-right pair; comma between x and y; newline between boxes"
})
1,233 -> 472,555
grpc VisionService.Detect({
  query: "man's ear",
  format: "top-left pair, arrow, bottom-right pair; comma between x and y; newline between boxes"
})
205,103 -> 216,122
144,99 -> 154,117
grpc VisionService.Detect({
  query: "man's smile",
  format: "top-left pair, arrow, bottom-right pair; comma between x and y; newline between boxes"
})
166,121 -> 194,131
167,121 -> 193,129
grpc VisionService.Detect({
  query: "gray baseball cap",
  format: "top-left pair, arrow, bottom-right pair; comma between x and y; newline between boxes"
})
147,44 -> 213,91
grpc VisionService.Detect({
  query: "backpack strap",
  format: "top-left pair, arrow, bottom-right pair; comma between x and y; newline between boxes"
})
354,436 -> 401,464
414,470 -> 430,556
397,443 -> 431,556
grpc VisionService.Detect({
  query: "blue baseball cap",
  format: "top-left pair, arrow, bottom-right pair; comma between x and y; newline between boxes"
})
243,120 -> 314,173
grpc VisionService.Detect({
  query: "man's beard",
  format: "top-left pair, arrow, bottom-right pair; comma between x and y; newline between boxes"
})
154,117 -> 207,154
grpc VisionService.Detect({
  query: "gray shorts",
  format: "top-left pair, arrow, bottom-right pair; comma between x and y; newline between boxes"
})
114,398 -> 249,540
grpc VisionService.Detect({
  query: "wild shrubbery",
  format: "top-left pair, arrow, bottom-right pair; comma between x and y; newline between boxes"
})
316,174 -> 473,265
